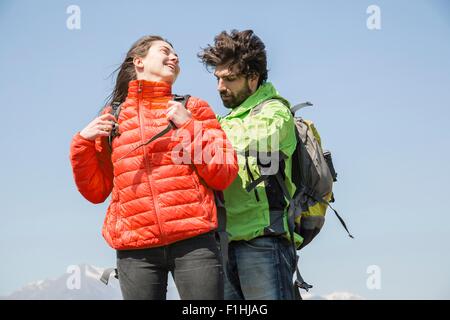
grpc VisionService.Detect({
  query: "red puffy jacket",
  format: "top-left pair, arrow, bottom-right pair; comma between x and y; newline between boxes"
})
70,80 -> 238,250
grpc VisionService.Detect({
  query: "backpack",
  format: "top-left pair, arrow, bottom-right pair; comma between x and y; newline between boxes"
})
245,99 -> 353,298
99,95 -> 229,285
289,102 -> 353,246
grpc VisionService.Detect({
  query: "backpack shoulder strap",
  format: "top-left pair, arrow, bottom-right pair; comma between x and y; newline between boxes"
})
251,99 -> 313,117
108,101 -> 122,147
173,94 -> 191,109
169,94 -> 191,129
250,98 -> 288,116
110,101 -> 122,115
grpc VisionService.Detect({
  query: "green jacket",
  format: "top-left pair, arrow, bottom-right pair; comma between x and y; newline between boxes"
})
218,82 -> 302,245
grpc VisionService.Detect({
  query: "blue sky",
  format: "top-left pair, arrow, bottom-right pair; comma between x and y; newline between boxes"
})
0,0 -> 449,299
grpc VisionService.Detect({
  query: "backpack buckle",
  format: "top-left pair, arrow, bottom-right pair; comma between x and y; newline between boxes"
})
294,279 -> 313,292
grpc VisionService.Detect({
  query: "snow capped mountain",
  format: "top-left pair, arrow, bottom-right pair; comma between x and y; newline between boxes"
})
0,264 -> 362,300
0,264 -> 179,300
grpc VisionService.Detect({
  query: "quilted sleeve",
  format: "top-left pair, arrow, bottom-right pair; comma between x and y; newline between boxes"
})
175,98 -> 238,190
69,133 -> 114,204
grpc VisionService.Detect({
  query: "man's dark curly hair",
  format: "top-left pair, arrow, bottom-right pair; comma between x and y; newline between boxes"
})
198,29 -> 268,87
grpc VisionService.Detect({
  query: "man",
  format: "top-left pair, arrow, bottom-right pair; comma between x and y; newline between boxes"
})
199,30 -> 302,300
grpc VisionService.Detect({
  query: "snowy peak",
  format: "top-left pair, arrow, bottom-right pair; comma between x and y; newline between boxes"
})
2,264 -> 122,300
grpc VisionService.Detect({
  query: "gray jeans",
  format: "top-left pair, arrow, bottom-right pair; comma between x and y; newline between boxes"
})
116,231 -> 223,300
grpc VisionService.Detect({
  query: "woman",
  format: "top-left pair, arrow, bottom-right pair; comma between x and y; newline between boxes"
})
69,35 -> 238,300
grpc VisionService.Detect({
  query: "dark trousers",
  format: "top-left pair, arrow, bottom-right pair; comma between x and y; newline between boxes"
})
116,231 -> 223,300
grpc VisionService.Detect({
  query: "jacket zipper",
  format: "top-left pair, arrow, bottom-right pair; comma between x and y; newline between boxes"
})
137,80 -> 167,245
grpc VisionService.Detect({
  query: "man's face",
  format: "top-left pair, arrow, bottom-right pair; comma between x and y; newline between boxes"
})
214,64 -> 253,109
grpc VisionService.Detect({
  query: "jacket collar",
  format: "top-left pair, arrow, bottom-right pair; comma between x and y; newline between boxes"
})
127,79 -> 172,100
224,82 -> 289,119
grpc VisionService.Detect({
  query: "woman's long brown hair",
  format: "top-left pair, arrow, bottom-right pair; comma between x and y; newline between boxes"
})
106,35 -> 170,106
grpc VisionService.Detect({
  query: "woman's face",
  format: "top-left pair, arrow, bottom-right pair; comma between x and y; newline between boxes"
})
135,40 -> 180,84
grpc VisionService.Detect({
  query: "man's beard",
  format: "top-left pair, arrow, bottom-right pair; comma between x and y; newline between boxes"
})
220,83 -> 252,109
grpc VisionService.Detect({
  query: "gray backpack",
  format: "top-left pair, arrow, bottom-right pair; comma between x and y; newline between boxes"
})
245,100 -> 353,297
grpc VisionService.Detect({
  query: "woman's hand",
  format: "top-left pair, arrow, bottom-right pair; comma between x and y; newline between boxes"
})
166,100 -> 192,128
79,113 -> 117,141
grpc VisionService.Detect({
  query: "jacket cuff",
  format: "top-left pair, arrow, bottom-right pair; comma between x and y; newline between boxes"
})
72,133 -> 107,153
73,132 -> 95,145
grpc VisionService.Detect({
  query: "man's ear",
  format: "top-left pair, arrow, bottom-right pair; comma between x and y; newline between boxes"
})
248,73 -> 259,93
